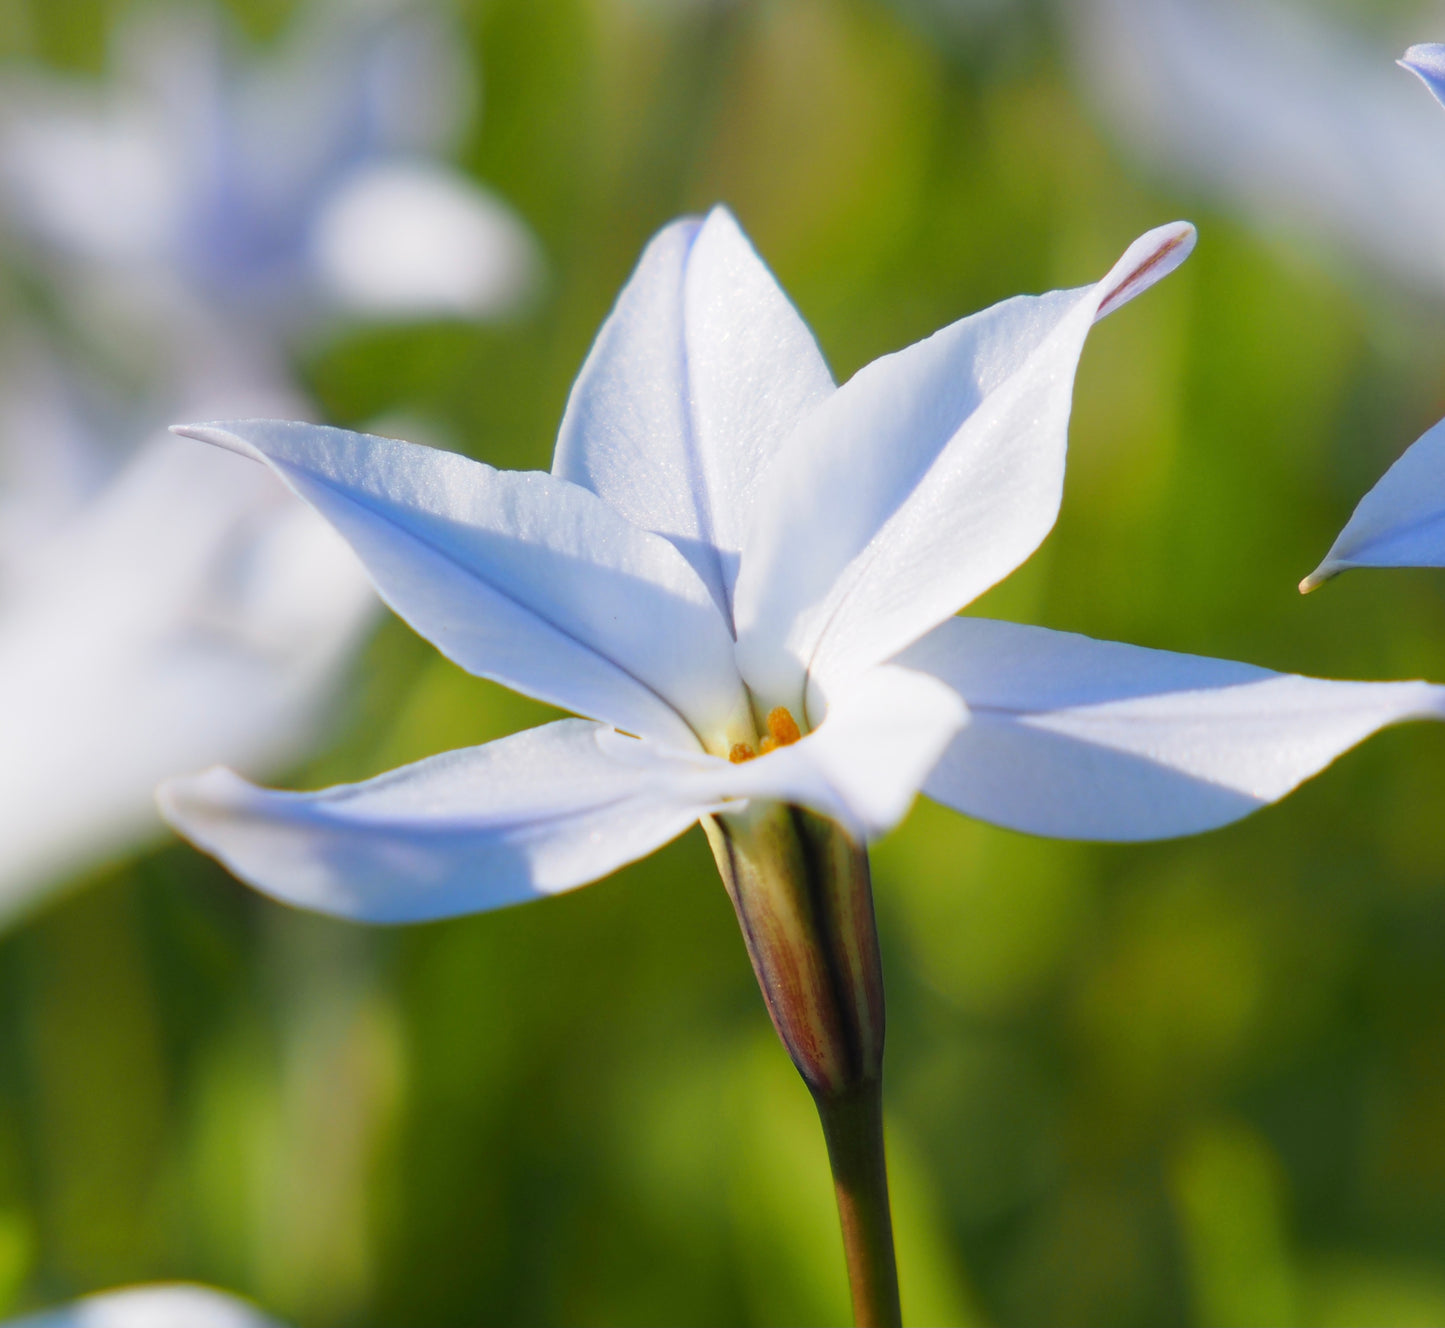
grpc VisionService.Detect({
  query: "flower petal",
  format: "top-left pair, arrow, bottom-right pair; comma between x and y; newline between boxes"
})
553,206 -> 834,619
684,666 -> 967,839
173,420 -> 747,750
733,222 -> 1195,712
159,721 -> 722,924
0,435 -> 376,916
0,78 -> 177,268
308,160 -> 540,319
7,1282 -> 284,1328
1302,416 -> 1445,590
900,617 -> 1445,841
1401,44 -> 1445,110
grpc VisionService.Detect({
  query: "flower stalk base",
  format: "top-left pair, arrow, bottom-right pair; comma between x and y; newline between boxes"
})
704,805 -> 901,1326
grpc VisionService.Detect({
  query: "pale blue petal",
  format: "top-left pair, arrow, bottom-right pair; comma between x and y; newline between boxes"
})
1303,416 -> 1445,589
1401,43 -> 1445,110
554,206 -> 834,620
901,618 -> 1445,841
174,420 -> 747,750
161,671 -> 966,921
733,222 -> 1195,713
159,721 -> 720,923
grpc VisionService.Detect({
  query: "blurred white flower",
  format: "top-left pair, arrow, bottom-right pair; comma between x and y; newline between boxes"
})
1069,0 -> 1445,295
5,1283 -> 283,1328
0,335 -> 377,915
0,0 -> 540,336
153,208 -> 1445,930
0,0 -> 548,911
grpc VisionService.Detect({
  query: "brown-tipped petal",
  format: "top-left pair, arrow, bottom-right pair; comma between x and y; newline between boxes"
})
1093,221 -> 1197,322
734,222 -> 1196,707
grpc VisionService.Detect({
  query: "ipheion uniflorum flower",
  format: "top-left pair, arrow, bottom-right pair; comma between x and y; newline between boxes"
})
159,206 -> 1445,1327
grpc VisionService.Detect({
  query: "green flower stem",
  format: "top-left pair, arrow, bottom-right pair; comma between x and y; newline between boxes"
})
815,1079 -> 902,1328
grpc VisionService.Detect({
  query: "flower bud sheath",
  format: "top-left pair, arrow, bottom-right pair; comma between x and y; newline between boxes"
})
702,804 -> 900,1327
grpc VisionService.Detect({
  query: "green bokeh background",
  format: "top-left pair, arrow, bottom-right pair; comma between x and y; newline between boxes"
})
6,0 -> 1445,1323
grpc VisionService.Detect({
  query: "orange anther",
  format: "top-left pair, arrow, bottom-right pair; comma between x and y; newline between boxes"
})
758,735 -> 778,755
729,742 -> 757,764
766,707 -> 801,747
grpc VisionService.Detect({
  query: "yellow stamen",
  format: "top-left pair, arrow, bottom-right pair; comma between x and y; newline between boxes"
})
758,735 -> 778,755
729,742 -> 757,764
766,707 -> 801,747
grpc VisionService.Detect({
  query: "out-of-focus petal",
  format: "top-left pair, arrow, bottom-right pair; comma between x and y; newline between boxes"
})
174,420 -> 747,749
309,160 -> 540,318
733,222 -> 1194,713
0,82 -> 177,266
159,720 -> 723,923
241,0 -> 475,162
1303,416 -> 1445,589
0,0 -> 527,335
1402,43 -> 1445,110
694,665 -> 967,839
0,338 -> 118,578
901,618 -> 1445,841
6,1282 -> 284,1328
553,205 -> 834,619
1071,0 -> 1445,296
0,436 -> 377,917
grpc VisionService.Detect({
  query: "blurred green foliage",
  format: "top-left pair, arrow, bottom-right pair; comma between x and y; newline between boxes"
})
5,0 -> 1445,1323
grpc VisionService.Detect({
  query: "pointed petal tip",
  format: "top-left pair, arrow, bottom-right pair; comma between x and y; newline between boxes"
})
694,203 -> 760,259
1299,558 -> 1343,594
702,200 -> 739,227
157,768 -> 251,863
1095,220 -> 1197,322
168,421 -> 262,461
171,419 -> 332,464
156,766 -> 234,823
1401,43 -> 1445,71
1400,45 -> 1445,101
169,421 -> 212,441
1157,219 -> 1199,248
1408,680 -> 1445,724
170,419 -> 296,438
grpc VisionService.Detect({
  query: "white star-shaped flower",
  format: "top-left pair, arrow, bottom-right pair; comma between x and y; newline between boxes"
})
156,207 -> 1445,926
0,0 -> 540,333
